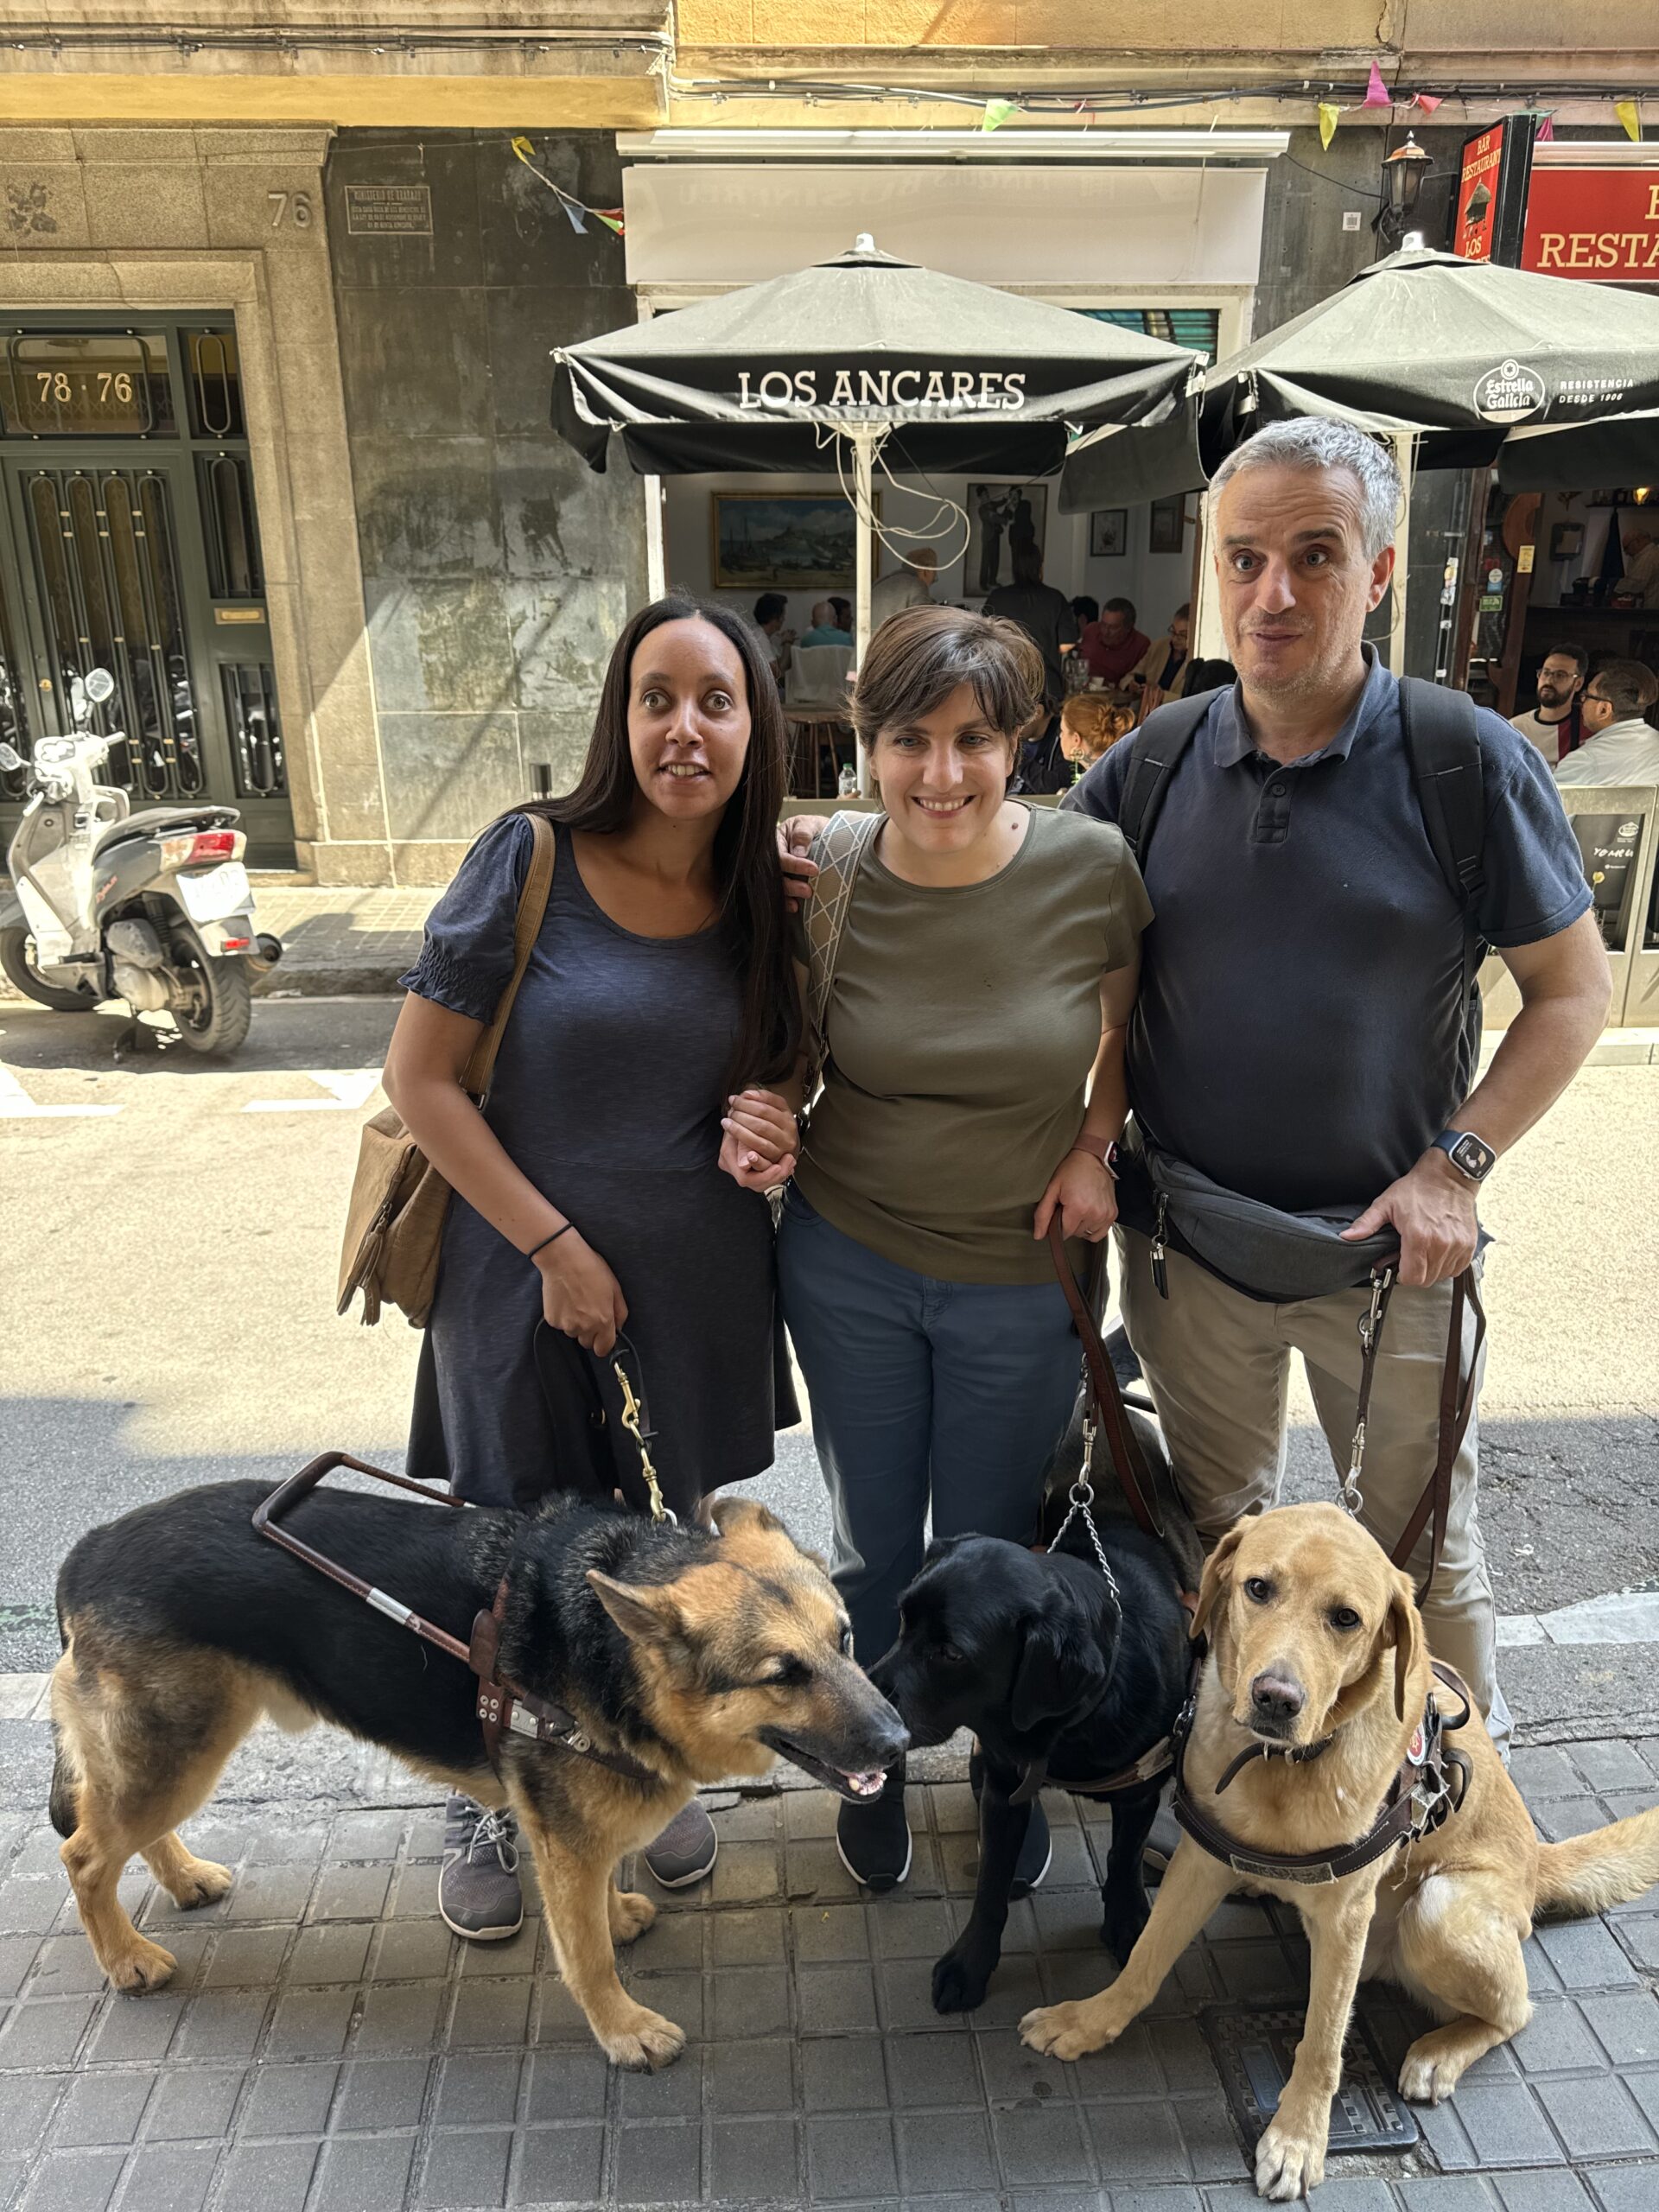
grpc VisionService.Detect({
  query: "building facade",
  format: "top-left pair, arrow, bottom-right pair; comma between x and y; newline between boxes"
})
0,5 -> 1652,882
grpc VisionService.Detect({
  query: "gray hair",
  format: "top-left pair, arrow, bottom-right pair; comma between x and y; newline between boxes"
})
1208,417 -> 1402,561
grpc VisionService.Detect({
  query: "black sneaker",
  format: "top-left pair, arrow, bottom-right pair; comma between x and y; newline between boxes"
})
968,1747 -> 1052,1896
836,1763 -> 911,1891
439,1793 -> 524,1941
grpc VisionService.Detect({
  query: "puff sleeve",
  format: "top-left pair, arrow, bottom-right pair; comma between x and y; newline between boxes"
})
397,812 -> 537,1023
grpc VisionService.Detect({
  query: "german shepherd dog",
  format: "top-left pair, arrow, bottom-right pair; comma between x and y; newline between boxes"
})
50,1484 -> 905,2069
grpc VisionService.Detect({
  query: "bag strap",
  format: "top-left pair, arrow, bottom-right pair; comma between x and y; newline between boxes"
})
802,810 -> 883,1100
461,812 -> 556,1103
1046,1217 -> 1163,1544
1114,690 -> 1214,866
1400,676 -> 1487,917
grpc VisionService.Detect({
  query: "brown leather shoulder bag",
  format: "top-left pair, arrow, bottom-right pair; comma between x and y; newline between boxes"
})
337,812 -> 556,1327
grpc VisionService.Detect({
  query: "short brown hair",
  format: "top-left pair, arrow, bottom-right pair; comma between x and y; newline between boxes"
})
1587,658 -> 1658,720
853,603 -> 1043,753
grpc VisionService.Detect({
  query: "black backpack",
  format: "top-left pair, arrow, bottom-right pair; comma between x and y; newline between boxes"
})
1109,677 -> 1488,978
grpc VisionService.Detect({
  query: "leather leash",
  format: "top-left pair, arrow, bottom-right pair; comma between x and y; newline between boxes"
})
1046,1217 -> 1163,1543
254,1442 -> 662,1789
1169,1657 -> 1472,1888
1346,1265 -> 1486,1604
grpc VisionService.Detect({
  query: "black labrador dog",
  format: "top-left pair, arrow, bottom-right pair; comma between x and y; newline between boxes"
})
871,1520 -> 1192,2014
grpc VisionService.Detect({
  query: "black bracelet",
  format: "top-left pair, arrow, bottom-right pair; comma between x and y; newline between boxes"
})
525,1224 -> 573,1263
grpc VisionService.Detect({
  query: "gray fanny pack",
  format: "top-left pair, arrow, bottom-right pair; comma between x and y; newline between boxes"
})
1119,1134 -> 1400,1304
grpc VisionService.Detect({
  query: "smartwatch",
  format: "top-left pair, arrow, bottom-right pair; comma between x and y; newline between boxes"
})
1431,1129 -> 1497,1185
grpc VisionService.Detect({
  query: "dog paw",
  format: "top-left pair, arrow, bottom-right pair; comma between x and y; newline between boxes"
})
1254,2121 -> 1325,2201
602,2006 -> 686,2072
609,1890 -> 657,1945
107,1937 -> 177,1994
1019,1999 -> 1112,2062
170,1858 -> 233,1910
1399,2046 -> 1459,2104
931,1942 -> 993,2015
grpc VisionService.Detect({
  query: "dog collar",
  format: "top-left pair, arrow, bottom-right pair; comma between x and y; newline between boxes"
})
1168,1660 -> 1472,1888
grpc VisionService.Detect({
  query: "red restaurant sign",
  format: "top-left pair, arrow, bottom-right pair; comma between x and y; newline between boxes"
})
1522,168 -> 1659,281
1456,124 -> 1505,261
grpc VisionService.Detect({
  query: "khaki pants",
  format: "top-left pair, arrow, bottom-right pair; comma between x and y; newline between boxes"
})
1116,1229 -> 1508,1749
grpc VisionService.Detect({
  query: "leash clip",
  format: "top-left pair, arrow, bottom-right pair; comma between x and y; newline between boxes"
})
613,1357 -> 674,1525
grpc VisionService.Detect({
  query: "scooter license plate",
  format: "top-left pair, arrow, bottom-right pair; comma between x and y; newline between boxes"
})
175,860 -> 251,923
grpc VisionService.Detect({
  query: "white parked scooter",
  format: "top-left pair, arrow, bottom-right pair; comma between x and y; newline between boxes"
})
0,668 -> 281,1057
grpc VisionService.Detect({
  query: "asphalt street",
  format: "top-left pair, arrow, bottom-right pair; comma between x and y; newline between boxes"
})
2,995 -> 1656,1812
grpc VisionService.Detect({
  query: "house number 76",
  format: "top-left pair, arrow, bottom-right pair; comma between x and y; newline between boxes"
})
267,191 -> 314,230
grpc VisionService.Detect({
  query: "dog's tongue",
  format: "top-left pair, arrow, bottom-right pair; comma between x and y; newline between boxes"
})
843,1770 -> 885,1798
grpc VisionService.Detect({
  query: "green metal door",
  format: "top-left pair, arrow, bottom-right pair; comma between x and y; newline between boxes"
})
0,321 -> 295,867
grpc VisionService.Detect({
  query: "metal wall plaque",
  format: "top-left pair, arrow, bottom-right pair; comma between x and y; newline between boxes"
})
344,185 -> 433,238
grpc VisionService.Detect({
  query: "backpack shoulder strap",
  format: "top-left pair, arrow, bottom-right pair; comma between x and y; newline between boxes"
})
1399,676 -> 1487,915
802,810 -> 881,1099
1116,690 -> 1214,865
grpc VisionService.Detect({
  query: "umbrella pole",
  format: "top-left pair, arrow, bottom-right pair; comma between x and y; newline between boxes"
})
1387,433 -> 1416,677
852,425 -> 875,797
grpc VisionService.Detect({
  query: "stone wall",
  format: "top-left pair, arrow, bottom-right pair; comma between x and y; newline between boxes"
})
325,127 -> 647,882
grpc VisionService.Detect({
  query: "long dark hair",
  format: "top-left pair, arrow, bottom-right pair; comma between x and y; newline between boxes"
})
520,592 -> 799,1090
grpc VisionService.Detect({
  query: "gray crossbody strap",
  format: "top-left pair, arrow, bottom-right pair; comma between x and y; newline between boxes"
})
802,810 -> 882,1104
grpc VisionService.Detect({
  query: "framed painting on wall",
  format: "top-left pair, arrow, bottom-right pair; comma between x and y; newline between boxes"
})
710,493 -> 855,590
1149,495 -> 1185,555
1090,508 -> 1128,558
963,482 -> 1046,596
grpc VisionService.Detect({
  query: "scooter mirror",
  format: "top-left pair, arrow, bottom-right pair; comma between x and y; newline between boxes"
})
83,668 -> 117,707
0,742 -> 20,772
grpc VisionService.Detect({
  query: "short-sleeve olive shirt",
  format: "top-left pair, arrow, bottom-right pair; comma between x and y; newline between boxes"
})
796,803 -> 1152,1285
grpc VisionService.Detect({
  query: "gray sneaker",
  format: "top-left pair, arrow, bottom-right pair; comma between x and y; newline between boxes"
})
439,1793 -> 524,1941
643,1797 -> 718,1889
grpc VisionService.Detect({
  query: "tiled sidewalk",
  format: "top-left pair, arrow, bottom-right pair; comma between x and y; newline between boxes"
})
1,1745 -> 1657,2212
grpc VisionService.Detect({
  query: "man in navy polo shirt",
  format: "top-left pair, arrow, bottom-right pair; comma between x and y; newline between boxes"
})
1066,416 -> 1610,1750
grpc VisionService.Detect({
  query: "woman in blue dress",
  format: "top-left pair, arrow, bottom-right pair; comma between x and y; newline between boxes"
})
383,594 -> 801,1939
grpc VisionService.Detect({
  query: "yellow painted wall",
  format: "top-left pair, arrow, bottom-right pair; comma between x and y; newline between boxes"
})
0,74 -> 664,128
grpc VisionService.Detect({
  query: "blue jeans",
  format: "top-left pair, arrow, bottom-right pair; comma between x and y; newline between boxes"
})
777,1187 -> 1081,1668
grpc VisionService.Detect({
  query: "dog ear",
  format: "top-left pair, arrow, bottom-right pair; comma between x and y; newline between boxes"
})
1190,1522 -> 1248,1643
587,1569 -> 682,1646
1387,1569 -> 1427,1723
1010,1601 -> 1107,1738
710,1497 -> 784,1540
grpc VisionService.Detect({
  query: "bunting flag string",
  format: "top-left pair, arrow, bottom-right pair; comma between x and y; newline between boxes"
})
1413,92 -> 1443,114
982,98 -> 1018,132
1363,62 -> 1393,109
510,136 -> 625,237
1318,101 -> 1343,149
1615,97 -> 1643,143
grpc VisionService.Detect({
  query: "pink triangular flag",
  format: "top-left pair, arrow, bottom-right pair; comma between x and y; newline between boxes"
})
1536,114 -> 1555,142
1363,61 -> 1392,107
1414,92 -> 1443,114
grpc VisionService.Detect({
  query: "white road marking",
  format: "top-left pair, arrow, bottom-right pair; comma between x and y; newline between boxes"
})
0,1066 -> 121,1119
1497,1587 -> 1659,1649
243,1069 -> 381,1113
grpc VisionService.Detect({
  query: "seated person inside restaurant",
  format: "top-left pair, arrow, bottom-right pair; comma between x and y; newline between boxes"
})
1128,601 -> 1192,716
1510,642 -> 1589,768
799,598 -> 854,648
752,592 -> 795,687
1058,692 -> 1135,776
1077,595 -> 1150,690
1553,658 -> 1659,786
1070,593 -> 1099,631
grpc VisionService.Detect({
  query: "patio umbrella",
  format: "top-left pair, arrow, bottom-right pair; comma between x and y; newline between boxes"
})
551,236 -> 1198,705
551,238 -> 1196,483
1059,247 -> 1659,512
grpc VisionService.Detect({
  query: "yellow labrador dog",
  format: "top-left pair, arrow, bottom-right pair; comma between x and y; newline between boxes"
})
1020,1503 -> 1659,2201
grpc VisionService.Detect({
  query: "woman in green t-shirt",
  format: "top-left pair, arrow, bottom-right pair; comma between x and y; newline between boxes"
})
774,605 -> 1152,1892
